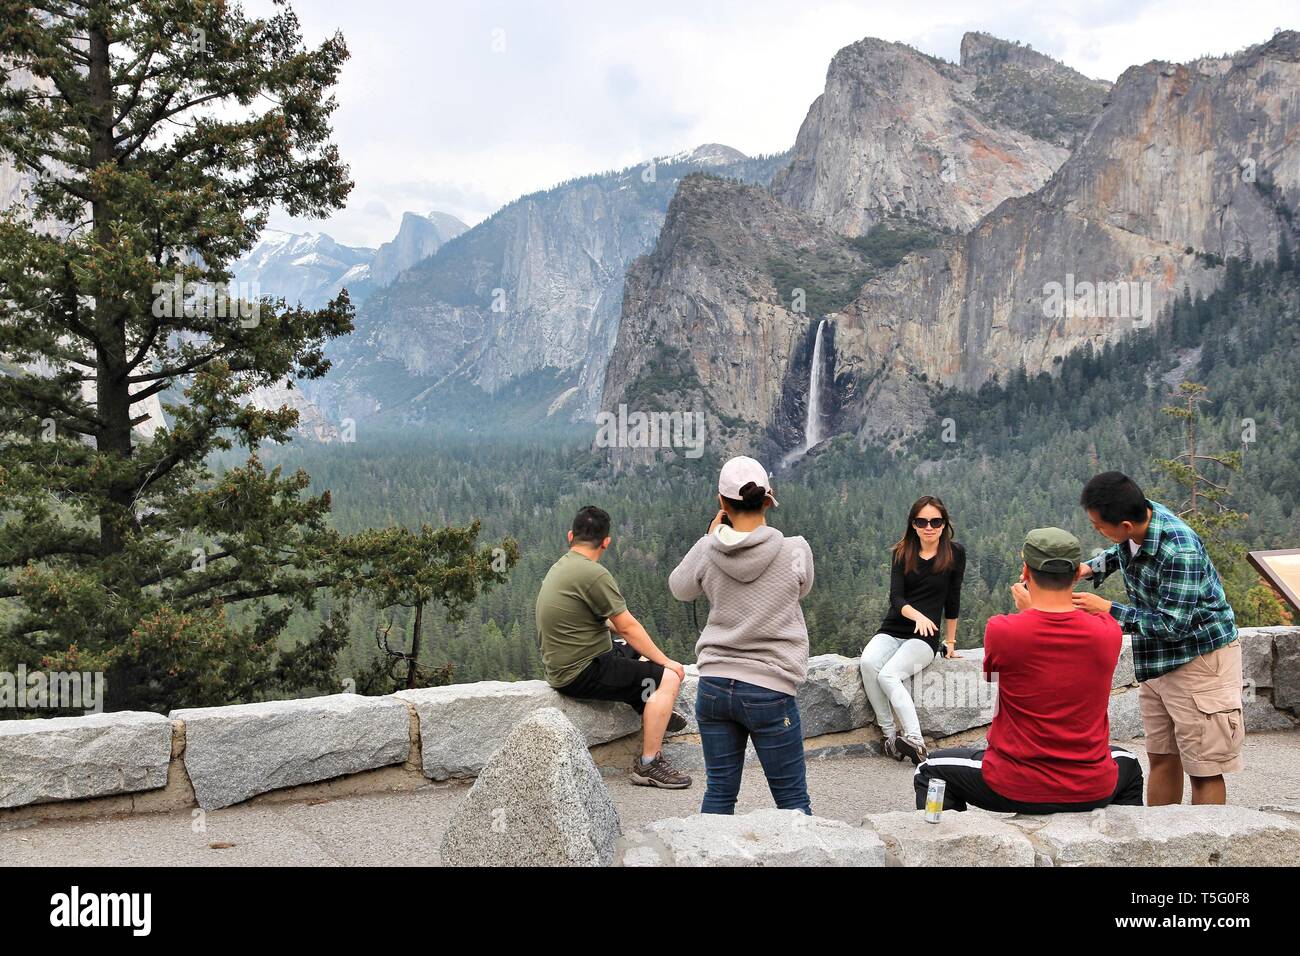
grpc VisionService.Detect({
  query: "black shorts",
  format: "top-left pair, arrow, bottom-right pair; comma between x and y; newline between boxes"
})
553,641 -> 665,714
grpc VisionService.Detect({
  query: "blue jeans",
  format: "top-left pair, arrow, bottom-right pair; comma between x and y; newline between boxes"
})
695,676 -> 811,815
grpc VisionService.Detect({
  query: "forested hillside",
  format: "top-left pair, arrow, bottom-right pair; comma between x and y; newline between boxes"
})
243,256 -> 1300,689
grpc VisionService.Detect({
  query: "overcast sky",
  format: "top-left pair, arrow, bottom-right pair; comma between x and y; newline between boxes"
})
258,0 -> 1296,248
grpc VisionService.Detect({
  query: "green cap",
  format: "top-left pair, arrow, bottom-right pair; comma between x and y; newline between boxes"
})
1023,527 -> 1081,573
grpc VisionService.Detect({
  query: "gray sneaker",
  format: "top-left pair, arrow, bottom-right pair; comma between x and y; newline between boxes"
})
666,711 -> 688,733
630,751 -> 693,789
883,733 -> 903,761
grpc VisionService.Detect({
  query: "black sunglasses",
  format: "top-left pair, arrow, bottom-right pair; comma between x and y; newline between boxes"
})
912,517 -> 946,530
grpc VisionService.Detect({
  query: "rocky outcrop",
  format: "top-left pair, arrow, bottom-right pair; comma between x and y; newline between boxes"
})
1007,804 -> 1300,867
959,33 -> 1111,149
1275,630 -> 1300,710
0,711 -> 172,809
368,211 -> 468,288
171,694 -> 411,810
599,174 -> 872,461
770,35 -> 1096,236
230,210 -> 467,322
310,147 -> 791,428
607,33 -> 1300,455
866,808 -> 1037,866
616,809 -> 886,866
245,380 -> 343,443
837,33 -> 1300,441
440,708 -> 622,866
396,680 -> 641,780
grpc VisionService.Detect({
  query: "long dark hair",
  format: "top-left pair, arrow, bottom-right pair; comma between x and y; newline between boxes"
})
891,495 -> 956,575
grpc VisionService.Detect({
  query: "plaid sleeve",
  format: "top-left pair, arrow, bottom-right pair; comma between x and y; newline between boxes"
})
1110,548 -> 1201,642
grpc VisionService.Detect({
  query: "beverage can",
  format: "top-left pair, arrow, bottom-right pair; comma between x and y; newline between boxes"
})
924,778 -> 946,823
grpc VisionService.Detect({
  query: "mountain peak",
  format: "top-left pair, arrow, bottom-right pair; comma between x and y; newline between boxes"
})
660,143 -> 748,167
959,31 -> 1109,88
368,211 -> 468,288
771,32 -> 1080,235
231,228 -> 373,311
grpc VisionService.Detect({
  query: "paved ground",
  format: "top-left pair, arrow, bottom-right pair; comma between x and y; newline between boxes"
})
4,732 -> 1299,866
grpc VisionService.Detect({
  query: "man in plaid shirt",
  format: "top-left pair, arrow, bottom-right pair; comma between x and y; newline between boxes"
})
1072,472 -> 1243,806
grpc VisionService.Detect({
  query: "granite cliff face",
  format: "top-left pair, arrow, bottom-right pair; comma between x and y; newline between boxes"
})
368,211 -> 468,288
769,36 -> 1106,236
836,32 -> 1300,445
599,174 -> 872,464
604,32 -> 1300,460
308,145 -> 792,426
958,33 -> 1111,148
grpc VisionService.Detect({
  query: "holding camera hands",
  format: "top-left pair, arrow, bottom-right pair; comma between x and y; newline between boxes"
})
707,509 -> 730,535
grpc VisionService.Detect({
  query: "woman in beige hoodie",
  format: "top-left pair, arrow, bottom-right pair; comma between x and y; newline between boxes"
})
669,456 -> 814,814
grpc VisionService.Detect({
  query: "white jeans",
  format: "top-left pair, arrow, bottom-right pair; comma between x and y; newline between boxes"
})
859,632 -> 933,740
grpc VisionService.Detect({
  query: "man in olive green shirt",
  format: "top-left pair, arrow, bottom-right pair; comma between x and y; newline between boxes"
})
536,505 -> 691,789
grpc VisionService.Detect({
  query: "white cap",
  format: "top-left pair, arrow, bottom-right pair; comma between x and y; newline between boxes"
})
718,455 -> 778,507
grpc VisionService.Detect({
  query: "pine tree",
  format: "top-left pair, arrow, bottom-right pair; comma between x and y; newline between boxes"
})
0,0 -> 409,710
1152,383 -> 1290,627
337,524 -> 520,692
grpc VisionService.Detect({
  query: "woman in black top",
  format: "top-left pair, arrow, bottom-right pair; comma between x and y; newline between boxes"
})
859,495 -> 965,765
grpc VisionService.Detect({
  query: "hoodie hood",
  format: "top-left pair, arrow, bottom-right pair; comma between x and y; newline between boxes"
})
706,523 -> 785,583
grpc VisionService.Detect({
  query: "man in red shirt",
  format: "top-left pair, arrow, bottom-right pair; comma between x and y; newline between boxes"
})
913,528 -> 1144,813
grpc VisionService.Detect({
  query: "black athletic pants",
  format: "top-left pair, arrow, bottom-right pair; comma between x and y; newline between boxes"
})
913,746 -> 1145,813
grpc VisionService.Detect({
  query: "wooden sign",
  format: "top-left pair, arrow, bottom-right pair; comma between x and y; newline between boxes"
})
1247,549 -> 1300,616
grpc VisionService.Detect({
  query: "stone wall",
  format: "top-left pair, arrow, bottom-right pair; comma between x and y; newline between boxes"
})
615,804 -> 1300,867
443,705 -> 1300,867
2,627 -> 1296,821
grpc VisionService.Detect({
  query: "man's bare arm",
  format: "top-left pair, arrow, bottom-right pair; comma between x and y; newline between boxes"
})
608,609 -> 684,680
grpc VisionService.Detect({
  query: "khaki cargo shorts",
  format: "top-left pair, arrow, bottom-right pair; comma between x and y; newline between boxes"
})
1139,639 -> 1244,776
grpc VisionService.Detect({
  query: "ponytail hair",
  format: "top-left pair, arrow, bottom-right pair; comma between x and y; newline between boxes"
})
721,480 -> 769,513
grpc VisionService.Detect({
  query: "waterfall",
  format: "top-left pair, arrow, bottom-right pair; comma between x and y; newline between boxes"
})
803,318 -> 827,450
781,318 -> 830,468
